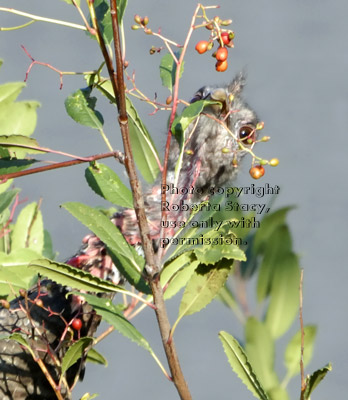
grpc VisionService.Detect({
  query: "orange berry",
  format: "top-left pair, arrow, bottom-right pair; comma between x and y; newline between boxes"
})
195,40 -> 209,54
215,60 -> 228,72
221,32 -> 230,45
249,165 -> 265,180
216,47 -> 228,61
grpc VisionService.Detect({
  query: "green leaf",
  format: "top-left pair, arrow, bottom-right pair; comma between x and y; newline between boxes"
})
76,293 -> 152,351
0,135 -> 45,157
0,249 -> 41,294
303,363 -> 332,399
86,347 -> 108,366
43,230 -> 56,259
265,253 -> 300,339
28,258 -> 125,293
65,88 -> 104,129
219,331 -> 270,400
253,207 -> 294,256
126,96 -> 160,183
256,224 -> 293,302
245,318 -> 279,391
62,202 -> 149,293
0,188 -> 20,215
85,163 -> 133,208
11,202 -> 44,254
0,82 -> 26,104
0,333 -> 35,357
61,337 -> 93,376
284,325 -> 317,378
0,101 -> 40,136
161,253 -> 199,300
178,259 -> 233,317
171,99 -> 220,136
80,393 -> 99,400
267,386 -> 289,400
159,52 -> 184,92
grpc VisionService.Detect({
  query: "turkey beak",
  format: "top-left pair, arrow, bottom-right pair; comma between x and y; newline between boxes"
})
210,89 -> 229,116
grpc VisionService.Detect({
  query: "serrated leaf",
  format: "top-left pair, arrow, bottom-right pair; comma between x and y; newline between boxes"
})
76,293 -> 152,351
0,101 -> 40,136
0,135 -> 45,157
178,259 -> 233,317
62,202 -> 149,293
65,88 -> 104,129
85,163 -> 133,208
86,347 -> 108,366
219,331 -> 270,400
61,337 -> 93,376
126,96 -> 160,183
265,253 -> 300,338
284,325 -> 317,378
257,224 -> 293,302
245,318 -> 279,390
303,363 -> 332,399
0,188 -> 20,215
0,82 -> 26,104
11,202 -> 44,254
28,258 -> 125,293
159,52 -> 184,92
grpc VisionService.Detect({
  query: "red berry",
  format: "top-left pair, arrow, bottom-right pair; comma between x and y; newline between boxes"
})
249,165 -> 265,180
215,60 -> 228,72
72,318 -> 83,331
216,47 -> 228,62
195,40 -> 209,54
221,32 -> 230,45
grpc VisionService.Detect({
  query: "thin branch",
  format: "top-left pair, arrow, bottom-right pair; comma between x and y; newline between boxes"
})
0,151 -> 124,181
0,7 -> 86,31
107,1 -> 192,399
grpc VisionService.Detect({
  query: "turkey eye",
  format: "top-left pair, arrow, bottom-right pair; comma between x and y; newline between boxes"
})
238,125 -> 255,144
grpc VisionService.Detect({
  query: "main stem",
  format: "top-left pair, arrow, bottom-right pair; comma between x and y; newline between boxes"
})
108,1 -> 192,399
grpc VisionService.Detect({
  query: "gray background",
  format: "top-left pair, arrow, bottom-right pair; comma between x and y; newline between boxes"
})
0,0 -> 347,398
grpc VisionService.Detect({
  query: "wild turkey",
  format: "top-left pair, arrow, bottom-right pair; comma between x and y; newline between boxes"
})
0,73 -> 259,399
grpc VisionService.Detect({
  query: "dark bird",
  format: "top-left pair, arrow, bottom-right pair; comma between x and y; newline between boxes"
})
0,72 -> 259,399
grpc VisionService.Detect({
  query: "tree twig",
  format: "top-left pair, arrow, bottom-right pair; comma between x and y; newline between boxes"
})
106,1 -> 192,398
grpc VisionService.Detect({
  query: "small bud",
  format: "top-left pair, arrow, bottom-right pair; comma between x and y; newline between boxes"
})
221,19 -> 233,26
19,289 -> 26,298
205,22 -> 214,30
256,121 -> 265,130
35,299 -> 44,307
232,157 -> 238,166
221,147 -> 230,153
0,299 -> 10,309
214,16 -> 220,23
185,150 -> 194,155
144,28 -> 153,35
211,51 -> 217,58
228,94 -> 234,102
123,60 -> 129,68
134,14 -> 142,24
261,136 -> 271,142
166,95 -> 172,105
149,46 -> 156,55
207,41 -> 214,50
269,158 -> 279,167
229,31 -> 235,40
260,159 -> 268,165
131,25 -> 140,30
246,138 -> 253,144
142,16 -> 149,26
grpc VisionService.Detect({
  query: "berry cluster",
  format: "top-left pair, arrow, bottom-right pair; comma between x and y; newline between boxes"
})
131,14 -> 152,35
194,17 -> 234,72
